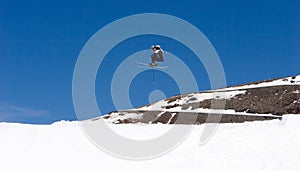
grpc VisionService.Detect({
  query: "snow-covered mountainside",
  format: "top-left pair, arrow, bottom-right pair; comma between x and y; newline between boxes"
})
1,115 -> 300,170
101,75 -> 300,124
1,75 -> 300,171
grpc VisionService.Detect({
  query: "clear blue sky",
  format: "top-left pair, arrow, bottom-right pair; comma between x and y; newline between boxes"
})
0,0 -> 299,124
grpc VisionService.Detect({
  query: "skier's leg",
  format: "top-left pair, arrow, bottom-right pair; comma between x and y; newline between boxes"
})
151,54 -> 158,66
159,51 -> 164,62
157,52 -> 164,62
151,54 -> 155,63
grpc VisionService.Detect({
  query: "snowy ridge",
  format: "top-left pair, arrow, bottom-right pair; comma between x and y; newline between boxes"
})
138,90 -> 246,111
101,75 -> 300,124
215,75 -> 300,91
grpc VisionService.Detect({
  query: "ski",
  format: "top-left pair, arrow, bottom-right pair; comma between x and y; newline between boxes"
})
137,62 -> 168,69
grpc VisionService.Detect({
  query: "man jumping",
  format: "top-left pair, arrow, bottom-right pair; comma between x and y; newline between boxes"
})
150,45 -> 164,66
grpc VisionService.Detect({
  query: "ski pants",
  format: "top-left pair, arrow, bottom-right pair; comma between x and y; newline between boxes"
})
151,51 -> 164,63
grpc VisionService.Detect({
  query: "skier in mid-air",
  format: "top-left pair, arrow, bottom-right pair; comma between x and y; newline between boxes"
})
150,45 -> 164,66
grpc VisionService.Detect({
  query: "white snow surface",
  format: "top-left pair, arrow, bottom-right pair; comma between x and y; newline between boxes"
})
105,112 -> 142,123
215,75 -> 300,91
138,90 -> 246,111
1,115 -> 300,171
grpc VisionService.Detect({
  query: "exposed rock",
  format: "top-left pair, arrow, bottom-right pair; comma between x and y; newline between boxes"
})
198,85 -> 300,115
153,112 -> 173,124
100,75 -> 299,125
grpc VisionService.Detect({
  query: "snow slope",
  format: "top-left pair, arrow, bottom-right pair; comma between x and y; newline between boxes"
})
1,75 -> 299,170
139,75 -> 300,112
216,75 -> 300,91
1,115 -> 300,171
103,75 -> 300,124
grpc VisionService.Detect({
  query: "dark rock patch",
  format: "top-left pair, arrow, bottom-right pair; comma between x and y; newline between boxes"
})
187,97 -> 197,103
132,112 -> 281,125
153,112 -> 172,124
165,103 -> 180,109
91,117 -> 101,121
198,85 -> 300,115
102,115 -> 110,119
169,113 -> 179,124
166,94 -> 187,104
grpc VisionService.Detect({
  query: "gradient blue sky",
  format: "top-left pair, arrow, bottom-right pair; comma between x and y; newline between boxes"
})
1,0 -> 299,123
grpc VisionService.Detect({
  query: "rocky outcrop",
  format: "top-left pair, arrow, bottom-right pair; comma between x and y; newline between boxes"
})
99,75 -> 300,124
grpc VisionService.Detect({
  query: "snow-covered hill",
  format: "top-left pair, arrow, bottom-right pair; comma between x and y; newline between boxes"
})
1,75 -> 300,170
1,115 -> 300,170
101,75 -> 300,124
